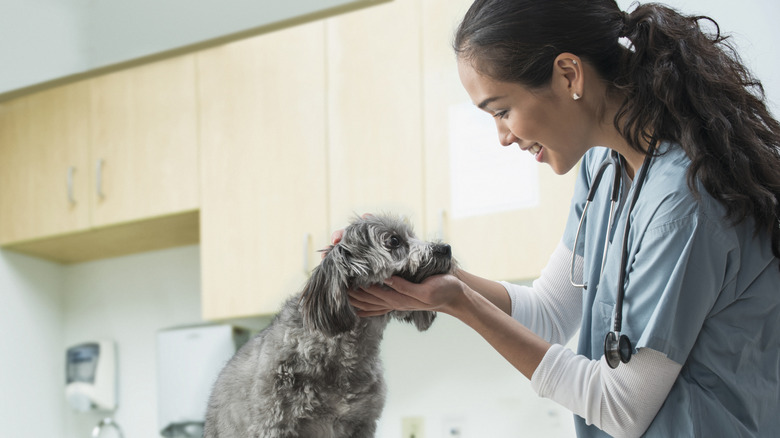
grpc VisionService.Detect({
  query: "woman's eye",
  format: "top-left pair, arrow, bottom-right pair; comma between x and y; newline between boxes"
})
493,110 -> 508,120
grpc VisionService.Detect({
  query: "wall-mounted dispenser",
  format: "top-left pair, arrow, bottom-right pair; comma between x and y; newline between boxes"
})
65,340 -> 118,412
157,324 -> 249,438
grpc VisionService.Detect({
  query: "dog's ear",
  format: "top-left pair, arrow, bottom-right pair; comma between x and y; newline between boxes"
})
400,311 -> 437,332
300,247 -> 358,336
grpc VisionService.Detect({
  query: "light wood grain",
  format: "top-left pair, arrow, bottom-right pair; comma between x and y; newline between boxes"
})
89,55 -> 200,227
0,82 -> 92,244
0,55 -> 201,263
325,0 -> 426,230
4,210 -> 199,264
198,21 -> 329,320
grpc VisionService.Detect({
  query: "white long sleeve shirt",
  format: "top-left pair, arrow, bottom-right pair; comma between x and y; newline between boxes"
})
500,242 -> 681,438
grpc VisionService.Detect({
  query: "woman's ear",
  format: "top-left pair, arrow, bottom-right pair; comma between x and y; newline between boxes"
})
553,52 -> 584,101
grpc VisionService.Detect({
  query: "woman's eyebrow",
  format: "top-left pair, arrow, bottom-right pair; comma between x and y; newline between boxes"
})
477,95 -> 506,110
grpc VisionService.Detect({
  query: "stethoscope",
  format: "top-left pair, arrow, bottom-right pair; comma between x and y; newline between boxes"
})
569,139 -> 657,369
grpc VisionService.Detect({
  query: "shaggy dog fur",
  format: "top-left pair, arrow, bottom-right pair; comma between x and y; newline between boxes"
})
204,214 -> 454,438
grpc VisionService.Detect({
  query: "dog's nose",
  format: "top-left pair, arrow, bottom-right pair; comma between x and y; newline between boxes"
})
434,244 -> 452,257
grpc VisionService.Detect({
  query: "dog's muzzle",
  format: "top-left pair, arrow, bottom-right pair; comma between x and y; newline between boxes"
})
433,244 -> 452,258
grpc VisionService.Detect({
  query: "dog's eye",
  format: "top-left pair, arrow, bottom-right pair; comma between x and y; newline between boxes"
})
388,235 -> 401,249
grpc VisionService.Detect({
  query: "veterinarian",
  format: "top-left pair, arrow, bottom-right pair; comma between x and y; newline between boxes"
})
345,0 -> 780,436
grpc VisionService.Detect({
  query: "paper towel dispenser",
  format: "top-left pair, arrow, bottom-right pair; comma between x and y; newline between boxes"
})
157,324 -> 249,437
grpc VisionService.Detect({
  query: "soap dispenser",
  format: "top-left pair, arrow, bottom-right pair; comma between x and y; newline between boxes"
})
65,340 -> 118,412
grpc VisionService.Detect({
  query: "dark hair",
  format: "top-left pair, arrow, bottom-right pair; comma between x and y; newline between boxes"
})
455,0 -> 780,266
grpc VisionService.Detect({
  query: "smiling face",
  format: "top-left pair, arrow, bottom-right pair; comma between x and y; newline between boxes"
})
457,57 -> 594,175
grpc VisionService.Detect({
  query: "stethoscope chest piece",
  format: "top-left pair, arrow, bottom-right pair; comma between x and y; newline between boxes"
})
604,331 -> 632,369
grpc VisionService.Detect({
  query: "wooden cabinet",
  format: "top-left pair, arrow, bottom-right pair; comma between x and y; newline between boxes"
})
0,82 -> 92,244
0,55 -> 200,263
422,0 -> 576,281
197,21 -> 329,320
89,56 -> 200,227
198,0 -> 425,319
325,0 -> 425,230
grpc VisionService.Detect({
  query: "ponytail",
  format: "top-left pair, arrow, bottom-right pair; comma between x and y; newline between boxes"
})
616,4 -> 780,262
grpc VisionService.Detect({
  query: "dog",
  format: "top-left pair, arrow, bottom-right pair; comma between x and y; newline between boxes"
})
204,214 -> 455,438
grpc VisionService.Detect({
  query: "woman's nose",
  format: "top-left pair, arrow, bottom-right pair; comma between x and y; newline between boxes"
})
497,125 -> 519,147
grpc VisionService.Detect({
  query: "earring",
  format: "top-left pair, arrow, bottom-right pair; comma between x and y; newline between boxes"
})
572,60 -> 580,100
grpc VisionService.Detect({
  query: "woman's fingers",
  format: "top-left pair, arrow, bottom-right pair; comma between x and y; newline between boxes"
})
348,287 -> 389,309
348,287 -> 393,317
330,229 -> 344,245
323,214 -> 371,258
386,274 -> 464,311
349,283 -> 423,312
366,281 -> 430,311
348,273 -> 463,315
321,229 -> 344,259
329,214 -> 372,246
356,309 -> 392,317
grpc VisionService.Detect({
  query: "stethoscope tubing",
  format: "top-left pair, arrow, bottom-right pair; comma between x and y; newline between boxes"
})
614,140 -> 656,333
569,151 -> 622,289
569,139 -> 658,368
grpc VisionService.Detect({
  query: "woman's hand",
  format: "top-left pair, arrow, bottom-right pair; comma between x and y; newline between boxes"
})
322,214 -> 370,259
321,228 -> 344,259
348,273 -> 468,317
326,213 -> 469,316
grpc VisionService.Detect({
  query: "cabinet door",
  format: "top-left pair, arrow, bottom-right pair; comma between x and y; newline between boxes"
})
198,22 -> 329,320
89,55 -> 199,227
422,0 -> 576,281
0,83 -> 92,244
326,0 -> 425,231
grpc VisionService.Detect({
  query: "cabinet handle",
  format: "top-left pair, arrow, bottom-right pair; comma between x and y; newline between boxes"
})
303,233 -> 313,274
67,166 -> 76,205
96,159 -> 105,199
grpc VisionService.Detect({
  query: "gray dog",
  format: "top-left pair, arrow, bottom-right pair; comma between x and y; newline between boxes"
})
204,214 -> 454,438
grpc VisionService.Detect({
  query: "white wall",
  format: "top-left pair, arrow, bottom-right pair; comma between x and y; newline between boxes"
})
0,0 -> 385,95
0,0 -> 86,93
0,250 -> 64,437
61,245 -> 203,438
79,0 -> 381,71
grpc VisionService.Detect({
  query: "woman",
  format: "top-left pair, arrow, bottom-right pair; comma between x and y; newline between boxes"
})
346,0 -> 780,436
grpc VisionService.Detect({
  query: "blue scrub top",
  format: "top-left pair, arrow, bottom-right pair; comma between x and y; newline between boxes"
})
561,144 -> 780,437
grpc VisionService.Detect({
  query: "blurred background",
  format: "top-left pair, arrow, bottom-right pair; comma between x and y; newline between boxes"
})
0,0 -> 777,436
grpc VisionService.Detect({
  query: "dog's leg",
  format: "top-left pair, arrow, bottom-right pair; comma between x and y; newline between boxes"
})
340,383 -> 386,438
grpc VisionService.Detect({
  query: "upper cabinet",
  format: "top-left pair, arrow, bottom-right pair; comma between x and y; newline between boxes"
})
325,0 -> 425,230
89,56 -> 200,227
197,22 -> 329,320
0,82 -> 92,243
0,55 -> 200,263
421,0 -> 576,281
